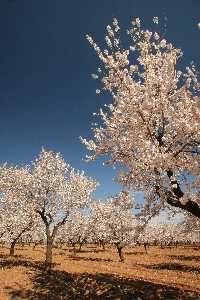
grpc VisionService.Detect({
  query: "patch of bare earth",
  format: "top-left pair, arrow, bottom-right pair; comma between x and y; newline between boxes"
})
0,244 -> 200,299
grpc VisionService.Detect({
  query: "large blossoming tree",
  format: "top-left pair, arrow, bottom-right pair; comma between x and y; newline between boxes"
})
82,17 -> 200,218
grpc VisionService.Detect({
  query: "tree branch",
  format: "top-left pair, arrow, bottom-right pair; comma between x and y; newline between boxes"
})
166,192 -> 200,218
36,209 -> 49,226
166,170 -> 200,218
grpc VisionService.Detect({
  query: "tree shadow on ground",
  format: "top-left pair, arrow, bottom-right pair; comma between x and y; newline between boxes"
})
168,255 -> 200,261
126,251 -> 145,256
68,248 -> 105,254
0,253 -> 24,259
6,269 -> 200,300
0,258 -> 44,270
0,255 -> 56,271
67,255 -> 113,262
144,262 -> 200,273
78,249 -> 106,253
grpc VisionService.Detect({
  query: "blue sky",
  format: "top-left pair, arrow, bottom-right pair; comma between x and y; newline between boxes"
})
0,0 -> 200,199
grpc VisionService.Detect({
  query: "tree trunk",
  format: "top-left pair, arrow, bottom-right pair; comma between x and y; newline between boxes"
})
78,243 -> 83,252
73,243 -> 77,255
9,224 -> 32,256
144,243 -> 148,254
36,209 -> 69,271
100,241 -> 105,250
116,244 -> 124,262
33,241 -> 40,250
45,235 -> 54,271
10,240 -> 17,256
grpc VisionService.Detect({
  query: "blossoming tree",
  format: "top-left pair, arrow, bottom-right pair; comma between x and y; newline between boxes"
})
0,204 -> 38,255
90,191 -> 138,261
0,165 -> 38,255
29,149 -> 97,270
0,149 -> 97,270
82,17 -> 200,218
57,211 -> 92,252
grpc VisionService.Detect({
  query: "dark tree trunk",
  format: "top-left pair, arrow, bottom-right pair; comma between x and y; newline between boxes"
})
33,242 -> 39,249
98,240 -> 105,250
10,240 -> 17,256
100,241 -> 105,251
9,225 -> 31,256
0,232 -> 5,248
78,243 -> 83,252
169,242 -> 172,250
73,243 -> 77,255
144,243 -> 148,254
0,231 -> 5,239
115,244 -> 124,262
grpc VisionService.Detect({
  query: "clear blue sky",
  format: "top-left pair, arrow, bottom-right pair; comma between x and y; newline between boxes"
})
0,0 -> 199,199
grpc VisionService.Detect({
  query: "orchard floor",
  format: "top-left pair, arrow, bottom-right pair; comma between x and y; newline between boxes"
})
0,244 -> 200,299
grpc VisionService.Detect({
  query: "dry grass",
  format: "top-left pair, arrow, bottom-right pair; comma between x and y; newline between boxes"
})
0,244 -> 200,299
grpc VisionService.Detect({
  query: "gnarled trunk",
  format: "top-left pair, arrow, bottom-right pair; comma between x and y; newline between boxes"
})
144,243 -> 148,254
9,225 -> 31,256
115,243 -> 124,262
44,224 -> 59,271
36,208 -> 69,271
10,240 -> 17,256
99,240 -> 105,250
78,243 -> 83,252
45,235 -> 54,271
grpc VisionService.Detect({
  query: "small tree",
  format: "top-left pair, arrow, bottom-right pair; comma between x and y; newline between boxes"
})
91,191 -> 138,261
29,149 -> 97,270
0,165 -> 39,255
180,212 -> 200,245
82,17 -> 200,218
57,211 -> 91,253
2,208 -> 35,255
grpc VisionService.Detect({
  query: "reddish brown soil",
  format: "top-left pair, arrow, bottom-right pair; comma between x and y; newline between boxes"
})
0,244 -> 200,299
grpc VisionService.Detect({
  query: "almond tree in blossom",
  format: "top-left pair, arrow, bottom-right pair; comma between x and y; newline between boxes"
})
57,211 -> 91,252
89,204 -> 110,250
0,212 -> 7,244
0,165 -> 38,255
0,205 -> 37,255
0,149 -> 97,270
180,211 -> 200,243
90,191 -> 138,261
29,149 -> 97,270
82,17 -> 200,218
